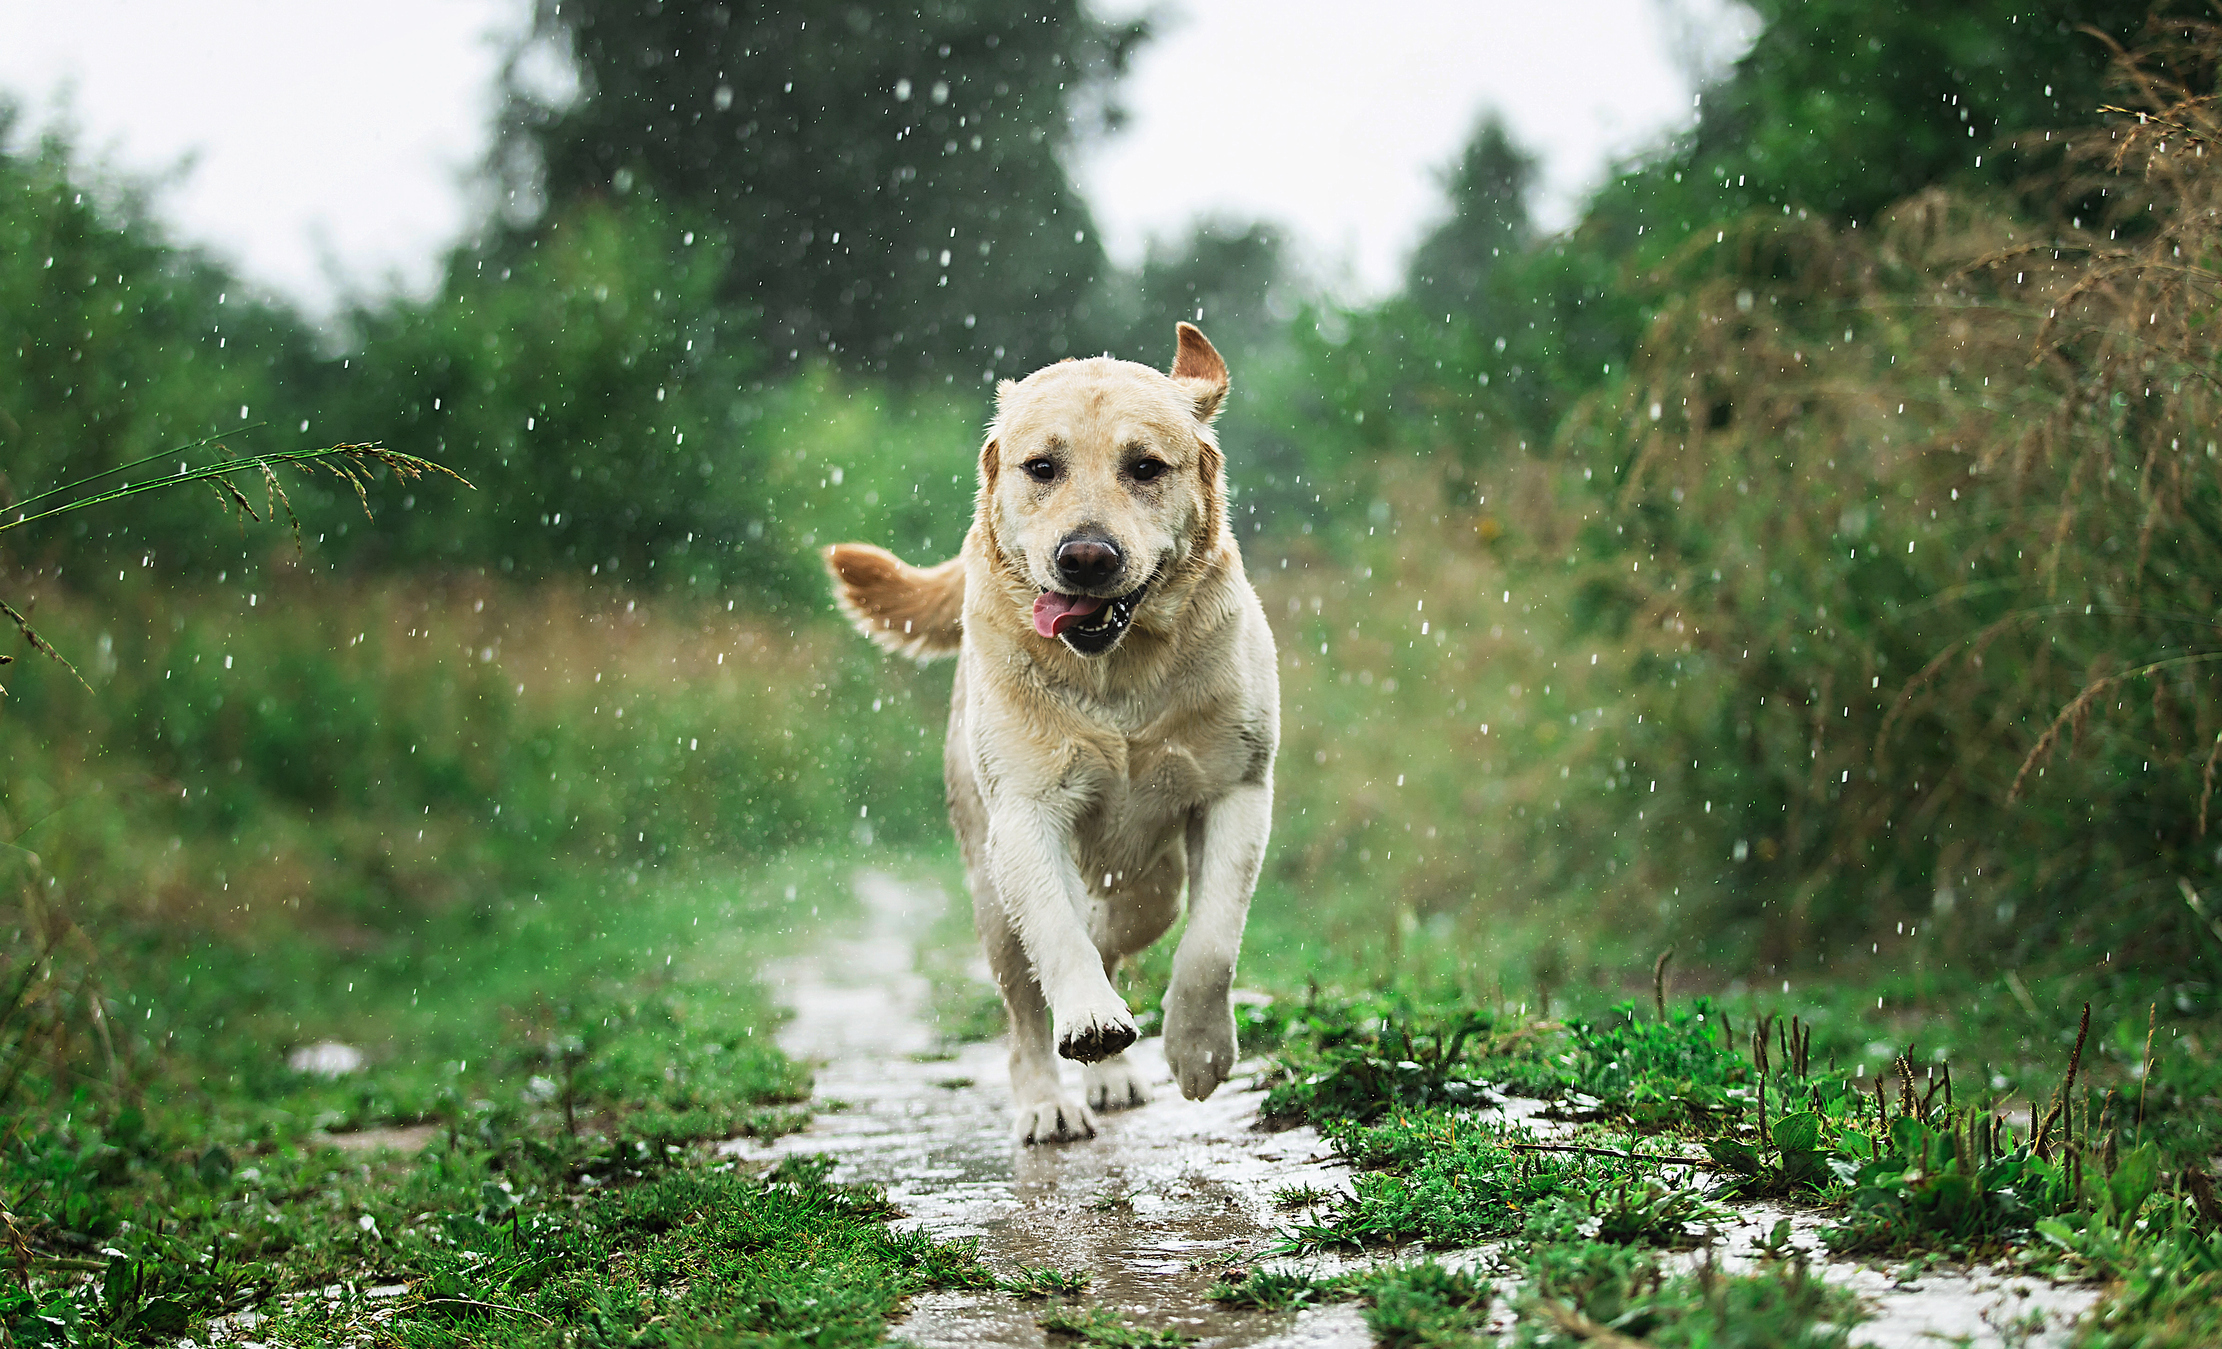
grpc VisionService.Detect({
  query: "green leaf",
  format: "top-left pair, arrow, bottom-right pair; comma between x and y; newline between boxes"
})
2107,1142 -> 2160,1221
1771,1110 -> 1822,1152
1780,1148 -> 1831,1189
138,1297 -> 192,1333
101,1254 -> 138,1316
2035,1216 -> 2083,1251
1706,1139 -> 1762,1175
1888,1114 -> 1931,1158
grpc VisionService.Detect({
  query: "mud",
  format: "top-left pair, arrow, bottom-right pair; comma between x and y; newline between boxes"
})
731,871 -> 2102,1348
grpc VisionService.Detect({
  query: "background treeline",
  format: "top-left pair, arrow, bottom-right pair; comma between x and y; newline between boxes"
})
5,0 -> 2218,988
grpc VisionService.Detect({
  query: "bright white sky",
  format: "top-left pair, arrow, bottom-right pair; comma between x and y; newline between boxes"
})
0,0 -> 1755,321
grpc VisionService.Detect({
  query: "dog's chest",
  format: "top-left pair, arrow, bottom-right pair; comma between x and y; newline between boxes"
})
1122,733 -> 1213,805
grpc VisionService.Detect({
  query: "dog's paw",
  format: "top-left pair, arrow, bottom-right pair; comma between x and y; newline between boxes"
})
1162,986 -> 1238,1101
1015,1094 -> 1097,1144
1083,1054 -> 1151,1112
1054,998 -> 1138,1064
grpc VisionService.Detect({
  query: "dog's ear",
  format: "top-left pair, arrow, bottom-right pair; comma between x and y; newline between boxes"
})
1171,322 -> 1228,423
977,434 -> 1000,491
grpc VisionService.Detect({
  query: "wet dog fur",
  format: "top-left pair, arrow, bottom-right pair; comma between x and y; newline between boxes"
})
824,324 -> 1279,1143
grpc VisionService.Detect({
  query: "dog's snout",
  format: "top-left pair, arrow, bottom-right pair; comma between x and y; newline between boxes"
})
1054,536 -> 1122,589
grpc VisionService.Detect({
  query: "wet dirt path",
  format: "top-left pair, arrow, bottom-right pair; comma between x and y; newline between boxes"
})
725,871 -> 2100,1348
724,870 -> 1367,1347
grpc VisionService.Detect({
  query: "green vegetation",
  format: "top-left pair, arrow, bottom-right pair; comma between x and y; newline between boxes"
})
1515,1246 -> 1862,1349
2,1138 -> 998,1349
1208,1252 -> 1865,1349
1000,1266 -> 1095,1299
1036,1304 -> 1196,1347
0,831 -> 1007,1347
1221,973 -> 2222,1341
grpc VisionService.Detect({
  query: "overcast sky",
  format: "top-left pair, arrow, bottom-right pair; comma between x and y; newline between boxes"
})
0,0 -> 1755,321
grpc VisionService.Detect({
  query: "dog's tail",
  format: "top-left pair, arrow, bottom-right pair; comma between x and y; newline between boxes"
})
823,543 -> 965,661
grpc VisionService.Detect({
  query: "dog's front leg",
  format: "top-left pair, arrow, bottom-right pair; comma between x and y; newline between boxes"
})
1163,781 -> 1272,1100
986,798 -> 1139,1064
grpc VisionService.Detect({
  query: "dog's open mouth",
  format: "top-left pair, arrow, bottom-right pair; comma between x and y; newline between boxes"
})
1033,585 -> 1148,655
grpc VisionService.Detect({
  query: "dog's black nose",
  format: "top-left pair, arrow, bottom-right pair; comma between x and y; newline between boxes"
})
1055,536 -> 1122,589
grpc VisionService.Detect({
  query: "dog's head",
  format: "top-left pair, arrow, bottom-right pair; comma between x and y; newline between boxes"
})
979,323 -> 1230,657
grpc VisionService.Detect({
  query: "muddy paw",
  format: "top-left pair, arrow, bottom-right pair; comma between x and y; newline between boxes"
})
1083,1054 -> 1151,1112
1015,1095 -> 1097,1144
1163,990 -> 1237,1101
1055,1003 -> 1138,1064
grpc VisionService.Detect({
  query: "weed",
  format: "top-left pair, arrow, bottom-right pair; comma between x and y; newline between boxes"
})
1002,1265 -> 1094,1298
1737,1223 -> 1795,1267
1822,1111 -> 2076,1256
1524,1176 -> 1732,1249
1290,1112 -> 1656,1250
1038,1303 -> 1196,1347
1516,1245 -> 1861,1348
1260,1001 -> 1514,1128
1536,1002 -> 1750,1128
1206,1266 -> 1354,1311
1271,1182 -> 1339,1210
1260,999 -> 1749,1135
1361,1261 -> 1496,1348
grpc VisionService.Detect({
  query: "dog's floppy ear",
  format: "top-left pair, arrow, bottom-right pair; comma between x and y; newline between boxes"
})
977,434 -> 1000,490
1170,322 -> 1229,423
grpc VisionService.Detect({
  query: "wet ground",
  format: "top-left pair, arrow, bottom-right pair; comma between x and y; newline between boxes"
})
722,870 -> 1368,1347
724,871 -> 2102,1348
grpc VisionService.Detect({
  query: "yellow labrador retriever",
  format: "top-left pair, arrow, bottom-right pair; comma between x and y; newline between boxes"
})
823,324 -> 1278,1143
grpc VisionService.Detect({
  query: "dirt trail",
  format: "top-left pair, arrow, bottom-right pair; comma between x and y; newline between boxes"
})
726,871 -> 2100,1349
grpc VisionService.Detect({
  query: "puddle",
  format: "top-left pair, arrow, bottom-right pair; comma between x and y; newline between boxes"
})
725,871 -> 1359,1346
733,871 -> 2101,1348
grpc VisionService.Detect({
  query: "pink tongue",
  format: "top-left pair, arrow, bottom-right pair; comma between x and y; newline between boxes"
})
1032,591 -> 1109,639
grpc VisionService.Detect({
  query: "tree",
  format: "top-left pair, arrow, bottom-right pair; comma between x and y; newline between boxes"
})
1405,115 -> 1536,321
1418,0 -> 2165,441
500,0 -> 1148,382
1101,216 -> 1296,376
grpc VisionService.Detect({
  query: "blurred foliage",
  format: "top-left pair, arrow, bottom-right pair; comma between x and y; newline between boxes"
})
1,577 -> 946,946
1556,18 -> 2222,967
0,109 -> 324,575
327,195 -> 982,596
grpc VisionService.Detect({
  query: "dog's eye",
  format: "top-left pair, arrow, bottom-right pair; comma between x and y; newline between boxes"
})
1023,458 -> 1058,482
1130,458 -> 1167,483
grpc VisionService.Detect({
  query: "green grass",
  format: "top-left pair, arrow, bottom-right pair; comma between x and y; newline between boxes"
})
1001,1266 -> 1095,1298
4,1143 -> 998,1348
1224,976 -> 2222,1345
1515,1244 -> 1861,1349
1037,1304 -> 1196,1347
1209,1253 -> 1863,1349
0,844 -> 994,1348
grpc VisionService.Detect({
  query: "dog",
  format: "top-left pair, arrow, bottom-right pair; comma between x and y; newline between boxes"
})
823,323 -> 1279,1143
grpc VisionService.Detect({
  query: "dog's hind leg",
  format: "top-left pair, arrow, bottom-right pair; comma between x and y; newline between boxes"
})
975,871 -> 1096,1144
